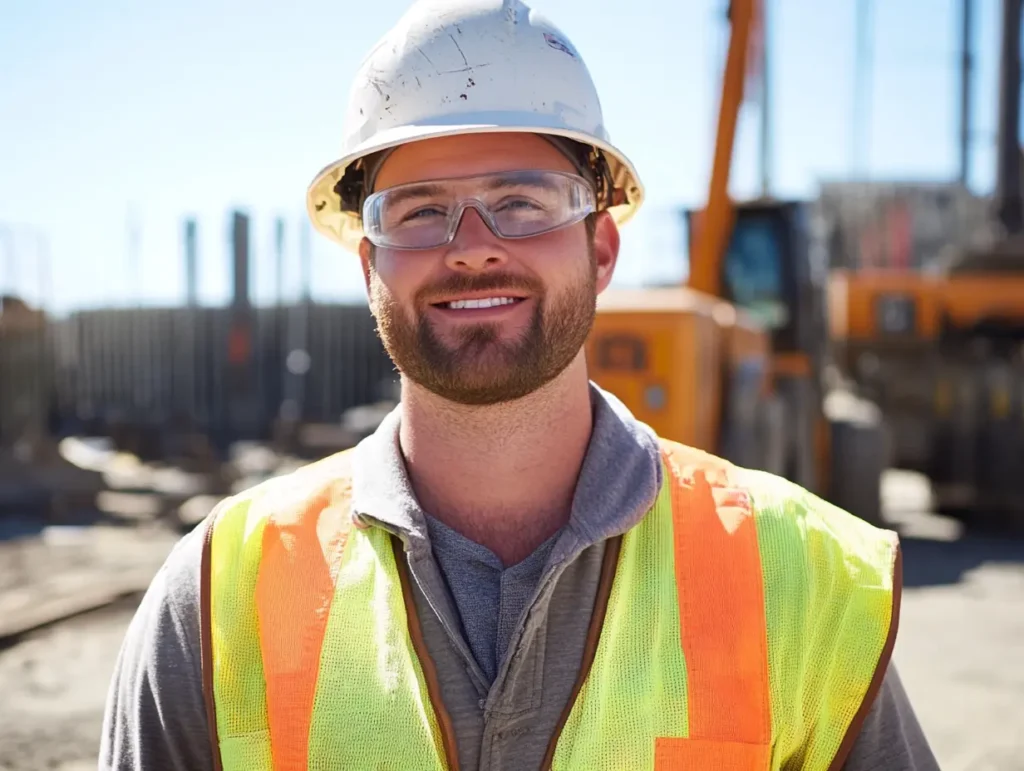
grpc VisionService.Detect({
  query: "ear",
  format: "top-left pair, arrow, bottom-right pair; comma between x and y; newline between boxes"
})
358,237 -> 374,299
591,211 -> 620,294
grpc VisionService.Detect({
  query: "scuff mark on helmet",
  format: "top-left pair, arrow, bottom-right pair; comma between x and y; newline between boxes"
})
502,0 -> 518,25
416,47 -> 440,75
449,34 -> 468,67
366,76 -> 388,98
439,63 -> 491,76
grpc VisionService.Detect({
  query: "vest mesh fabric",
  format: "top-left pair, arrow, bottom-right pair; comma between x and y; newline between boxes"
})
210,497 -> 273,769
737,466 -> 898,770
304,525 -> 448,769
209,453 -> 448,771
550,457 -> 689,769
551,442 -> 896,770
206,440 -> 898,771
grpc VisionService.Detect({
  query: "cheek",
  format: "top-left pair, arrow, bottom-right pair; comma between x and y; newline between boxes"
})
367,269 -> 390,314
369,253 -> 428,309
513,228 -> 591,290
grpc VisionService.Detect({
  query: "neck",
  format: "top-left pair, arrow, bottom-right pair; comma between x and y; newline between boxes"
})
399,356 -> 594,566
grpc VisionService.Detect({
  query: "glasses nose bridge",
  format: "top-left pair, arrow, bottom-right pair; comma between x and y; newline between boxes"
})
444,200 -> 510,272
448,197 -> 501,241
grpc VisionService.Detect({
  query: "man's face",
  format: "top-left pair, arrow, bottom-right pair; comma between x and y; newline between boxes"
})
359,132 -> 619,406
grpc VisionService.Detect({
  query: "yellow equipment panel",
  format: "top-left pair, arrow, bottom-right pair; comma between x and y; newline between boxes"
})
586,287 -> 763,451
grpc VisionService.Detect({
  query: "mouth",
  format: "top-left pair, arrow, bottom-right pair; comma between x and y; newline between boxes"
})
430,295 -> 529,311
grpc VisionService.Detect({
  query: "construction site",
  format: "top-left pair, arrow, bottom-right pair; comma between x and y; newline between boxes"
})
2,0 -> 1024,769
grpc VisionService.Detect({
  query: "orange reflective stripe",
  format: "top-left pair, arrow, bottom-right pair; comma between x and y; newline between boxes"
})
254,478 -> 353,771
655,736 -> 771,769
662,445 -> 771,746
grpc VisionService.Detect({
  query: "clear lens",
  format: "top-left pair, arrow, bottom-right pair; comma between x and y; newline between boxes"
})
362,170 -> 596,249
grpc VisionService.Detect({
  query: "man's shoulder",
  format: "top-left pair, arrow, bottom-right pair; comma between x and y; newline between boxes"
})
655,437 -> 734,482
731,465 -> 898,560
215,448 -> 357,514
99,520 -> 214,770
146,449 -> 358,607
146,519 -> 208,628
190,452 -> 358,558
653,436 -> 899,579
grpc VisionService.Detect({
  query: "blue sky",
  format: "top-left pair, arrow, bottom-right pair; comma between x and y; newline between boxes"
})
0,0 -> 1003,313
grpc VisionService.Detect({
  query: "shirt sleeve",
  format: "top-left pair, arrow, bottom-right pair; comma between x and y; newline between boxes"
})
842,663 -> 941,771
98,524 -> 214,771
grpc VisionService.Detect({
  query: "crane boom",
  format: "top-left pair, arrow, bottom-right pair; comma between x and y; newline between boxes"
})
688,0 -> 757,298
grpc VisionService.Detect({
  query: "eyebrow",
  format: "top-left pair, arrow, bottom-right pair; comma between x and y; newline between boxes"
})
379,182 -> 446,207
380,172 -> 562,206
483,171 -> 558,191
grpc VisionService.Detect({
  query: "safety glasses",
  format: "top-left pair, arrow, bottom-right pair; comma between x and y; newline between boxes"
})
361,169 -> 596,249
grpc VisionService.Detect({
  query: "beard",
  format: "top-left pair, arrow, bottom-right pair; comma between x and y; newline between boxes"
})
369,257 -> 597,406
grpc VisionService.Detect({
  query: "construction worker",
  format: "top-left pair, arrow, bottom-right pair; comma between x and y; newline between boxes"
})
100,1 -> 940,769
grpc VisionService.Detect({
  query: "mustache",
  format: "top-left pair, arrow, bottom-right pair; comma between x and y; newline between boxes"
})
417,272 -> 544,304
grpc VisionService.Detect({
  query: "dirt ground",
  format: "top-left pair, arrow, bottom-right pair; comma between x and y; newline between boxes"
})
884,472 -> 1024,770
0,597 -> 141,771
0,472 -> 1022,770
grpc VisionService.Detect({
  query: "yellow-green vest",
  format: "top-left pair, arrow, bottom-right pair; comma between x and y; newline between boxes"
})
199,439 -> 902,771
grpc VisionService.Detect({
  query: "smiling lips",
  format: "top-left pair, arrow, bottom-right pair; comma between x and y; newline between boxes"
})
441,296 -> 525,310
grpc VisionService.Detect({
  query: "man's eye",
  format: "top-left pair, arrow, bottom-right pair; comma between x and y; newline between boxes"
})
401,206 -> 447,223
496,198 -> 543,212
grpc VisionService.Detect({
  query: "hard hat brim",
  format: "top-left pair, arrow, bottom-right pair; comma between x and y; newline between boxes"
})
306,119 -> 645,254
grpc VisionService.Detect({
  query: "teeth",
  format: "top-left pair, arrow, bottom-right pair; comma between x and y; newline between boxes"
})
446,297 -> 520,309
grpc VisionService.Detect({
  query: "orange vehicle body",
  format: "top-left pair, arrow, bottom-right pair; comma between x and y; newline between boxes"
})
829,261 -> 1024,518
830,269 -> 1024,344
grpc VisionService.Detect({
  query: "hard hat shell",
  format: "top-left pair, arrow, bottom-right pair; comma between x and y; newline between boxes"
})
306,0 -> 645,253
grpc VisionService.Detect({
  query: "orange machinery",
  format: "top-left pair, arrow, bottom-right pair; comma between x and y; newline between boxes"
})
827,0 -> 1024,523
829,248 -> 1024,521
585,0 -> 887,523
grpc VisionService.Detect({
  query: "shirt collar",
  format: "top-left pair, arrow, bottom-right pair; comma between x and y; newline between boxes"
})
350,382 -> 662,555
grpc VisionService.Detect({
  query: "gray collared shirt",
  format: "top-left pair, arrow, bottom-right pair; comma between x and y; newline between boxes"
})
424,513 -> 560,684
99,383 -> 939,770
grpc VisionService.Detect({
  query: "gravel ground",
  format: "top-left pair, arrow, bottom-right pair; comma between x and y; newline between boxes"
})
0,523 -> 179,771
0,597 -> 140,771
885,473 -> 1024,771
0,472 -> 1022,770
0,524 -> 179,641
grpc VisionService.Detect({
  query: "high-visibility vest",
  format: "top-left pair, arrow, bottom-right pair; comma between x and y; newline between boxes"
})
199,439 -> 901,771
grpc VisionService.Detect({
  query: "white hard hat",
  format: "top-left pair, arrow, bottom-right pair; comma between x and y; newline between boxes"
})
306,0 -> 645,253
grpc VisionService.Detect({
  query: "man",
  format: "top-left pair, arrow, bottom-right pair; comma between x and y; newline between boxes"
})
100,1 -> 940,769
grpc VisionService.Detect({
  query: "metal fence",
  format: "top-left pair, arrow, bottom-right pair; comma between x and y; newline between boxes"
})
0,300 -> 51,448
0,301 -> 396,452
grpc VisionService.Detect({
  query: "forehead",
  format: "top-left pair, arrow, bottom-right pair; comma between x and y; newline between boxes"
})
373,132 -> 577,191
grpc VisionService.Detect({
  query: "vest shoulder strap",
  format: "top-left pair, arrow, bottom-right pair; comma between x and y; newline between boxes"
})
200,448 -> 357,771
730,464 -> 903,771
656,437 -> 902,771
655,437 -> 772,751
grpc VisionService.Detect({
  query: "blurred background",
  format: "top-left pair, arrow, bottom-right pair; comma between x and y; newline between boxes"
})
2,0 -> 1023,768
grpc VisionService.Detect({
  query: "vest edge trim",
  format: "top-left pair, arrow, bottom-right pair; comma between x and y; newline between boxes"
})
826,539 -> 904,771
392,533 -> 461,771
539,534 -> 624,771
200,509 -> 224,771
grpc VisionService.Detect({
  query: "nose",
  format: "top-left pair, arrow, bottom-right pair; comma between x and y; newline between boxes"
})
443,206 -> 509,273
